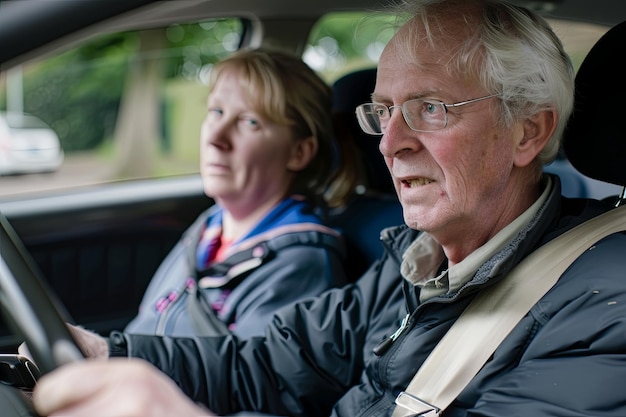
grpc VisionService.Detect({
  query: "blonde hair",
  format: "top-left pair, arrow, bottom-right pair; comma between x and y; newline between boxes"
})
207,48 -> 350,207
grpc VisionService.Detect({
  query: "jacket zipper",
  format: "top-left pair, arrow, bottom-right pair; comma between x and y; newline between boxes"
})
373,312 -> 411,356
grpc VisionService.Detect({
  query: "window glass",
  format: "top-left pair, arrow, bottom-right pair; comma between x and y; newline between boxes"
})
0,13 -> 611,199
549,19 -> 608,70
305,12 -> 398,82
4,113 -> 50,129
307,12 -> 617,200
0,18 -> 243,199
307,12 -> 609,82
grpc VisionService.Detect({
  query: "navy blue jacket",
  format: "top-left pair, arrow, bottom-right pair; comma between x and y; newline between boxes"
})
113,176 -> 626,417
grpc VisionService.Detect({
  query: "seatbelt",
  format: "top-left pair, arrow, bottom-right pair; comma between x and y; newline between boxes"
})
187,230 -> 343,337
186,283 -> 231,336
187,237 -> 296,336
393,205 -> 626,417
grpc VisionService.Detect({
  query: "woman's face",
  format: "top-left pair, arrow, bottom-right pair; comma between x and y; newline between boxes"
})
200,71 -> 307,215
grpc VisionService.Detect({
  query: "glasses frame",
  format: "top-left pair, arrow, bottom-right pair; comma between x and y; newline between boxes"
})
356,94 -> 500,135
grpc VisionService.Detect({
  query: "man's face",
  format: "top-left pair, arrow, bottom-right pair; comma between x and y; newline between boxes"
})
374,24 -> 525,253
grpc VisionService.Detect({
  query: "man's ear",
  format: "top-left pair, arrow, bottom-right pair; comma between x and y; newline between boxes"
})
514,109 -> 558,167
287,136 -> 318,171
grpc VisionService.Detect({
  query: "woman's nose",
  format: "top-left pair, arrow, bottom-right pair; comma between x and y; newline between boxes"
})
201,118 -> 231,149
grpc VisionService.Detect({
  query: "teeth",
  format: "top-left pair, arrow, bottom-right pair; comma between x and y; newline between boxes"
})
406,178 -> 433,187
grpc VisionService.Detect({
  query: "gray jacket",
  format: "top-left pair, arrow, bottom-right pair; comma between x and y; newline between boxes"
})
125,205 -> 347,338
113,176 -> 626,416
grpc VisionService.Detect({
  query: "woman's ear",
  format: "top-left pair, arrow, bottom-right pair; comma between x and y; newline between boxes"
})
514,109 -> 558,167
287,136 -> 318,171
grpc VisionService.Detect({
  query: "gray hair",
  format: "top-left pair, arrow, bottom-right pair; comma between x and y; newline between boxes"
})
391,0 -> 574,168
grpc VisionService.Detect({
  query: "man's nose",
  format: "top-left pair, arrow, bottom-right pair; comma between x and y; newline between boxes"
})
378,109 -> 416,158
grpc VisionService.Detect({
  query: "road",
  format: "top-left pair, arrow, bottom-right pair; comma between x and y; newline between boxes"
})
0,154 -> 114,199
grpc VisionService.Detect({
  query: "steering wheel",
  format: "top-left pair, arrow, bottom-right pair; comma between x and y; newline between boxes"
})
0,211 -> 277,417
0,210 -> 84,414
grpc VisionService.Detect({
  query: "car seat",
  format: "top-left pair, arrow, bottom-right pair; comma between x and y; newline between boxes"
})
328,68 -> 404,281
562,20 -> 626,206
331,68 -> 396,195
542,154 -> 589,198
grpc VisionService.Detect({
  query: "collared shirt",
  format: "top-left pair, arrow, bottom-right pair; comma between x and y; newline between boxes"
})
401,176 -> 553,302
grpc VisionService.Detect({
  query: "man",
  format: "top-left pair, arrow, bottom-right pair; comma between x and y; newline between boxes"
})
31,0 -> 626,416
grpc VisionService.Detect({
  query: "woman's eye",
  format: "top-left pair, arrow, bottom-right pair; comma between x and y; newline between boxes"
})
242,117 -> 260,128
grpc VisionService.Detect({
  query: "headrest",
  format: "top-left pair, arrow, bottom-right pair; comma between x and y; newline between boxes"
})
332,68 -> 377,114
332,68 -> 396,195
562,21 -> 626,187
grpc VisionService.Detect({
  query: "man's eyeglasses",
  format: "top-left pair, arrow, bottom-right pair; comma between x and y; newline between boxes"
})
355,94 -> 500,135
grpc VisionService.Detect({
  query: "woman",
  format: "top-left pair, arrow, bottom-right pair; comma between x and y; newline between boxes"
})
124,48 -> 349,338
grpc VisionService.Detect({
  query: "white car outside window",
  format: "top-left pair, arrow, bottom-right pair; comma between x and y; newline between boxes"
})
0,112 -> 63,175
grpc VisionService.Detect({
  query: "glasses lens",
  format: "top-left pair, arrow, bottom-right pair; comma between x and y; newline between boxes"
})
356,104 -> 385,135
402,99 -> 446,132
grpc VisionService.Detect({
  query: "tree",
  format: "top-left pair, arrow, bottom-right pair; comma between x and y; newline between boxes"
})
112,28 -> 165,178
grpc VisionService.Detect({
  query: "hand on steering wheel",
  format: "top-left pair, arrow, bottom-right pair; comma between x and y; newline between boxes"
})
0,212 -> 84,374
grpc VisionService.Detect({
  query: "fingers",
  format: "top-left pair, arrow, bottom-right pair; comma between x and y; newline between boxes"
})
32,361 -> 107,416
32,359 -> 217,417
66,324 -> 109,359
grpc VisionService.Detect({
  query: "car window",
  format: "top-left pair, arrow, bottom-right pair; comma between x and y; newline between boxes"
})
307,12 -> 621,201
0,18 -> 243,199
305,12 -> 398,82
4,113 -> 50,129
0,13 -> 611,200
308,12 -> 609,82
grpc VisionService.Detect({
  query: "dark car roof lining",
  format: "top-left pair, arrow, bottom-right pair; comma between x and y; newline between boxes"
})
0,0 -> 158,69
0,0 -> 361,69
1,0 -> 623,71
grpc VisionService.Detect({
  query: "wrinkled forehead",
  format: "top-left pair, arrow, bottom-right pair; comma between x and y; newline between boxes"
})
388,9 -> 480,66
375,11 -> 483,99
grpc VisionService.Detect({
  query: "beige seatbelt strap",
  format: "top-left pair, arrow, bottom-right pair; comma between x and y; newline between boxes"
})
393,205 -> 626,417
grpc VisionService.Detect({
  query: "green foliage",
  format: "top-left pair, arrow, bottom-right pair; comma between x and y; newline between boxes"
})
162,19 -> 242,79
4,12 -> 600,162
307,12 -> 398,80
16,19 -> 243,154
22,34 -> 132,152
6,14 -> 393,158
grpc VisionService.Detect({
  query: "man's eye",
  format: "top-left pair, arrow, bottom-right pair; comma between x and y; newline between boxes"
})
424,102 -> 438,114
208,108 -> 223,117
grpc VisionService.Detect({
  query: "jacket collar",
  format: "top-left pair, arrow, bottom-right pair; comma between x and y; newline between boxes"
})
383,174 -> 570,305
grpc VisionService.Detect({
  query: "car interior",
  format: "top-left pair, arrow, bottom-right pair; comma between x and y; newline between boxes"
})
0,0 -> 416,353
0,0 -> 625,414
563,20 -> 626,207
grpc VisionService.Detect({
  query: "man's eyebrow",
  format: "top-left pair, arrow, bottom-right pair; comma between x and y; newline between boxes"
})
370,90 -> 445,103
370,93 -> 388,103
